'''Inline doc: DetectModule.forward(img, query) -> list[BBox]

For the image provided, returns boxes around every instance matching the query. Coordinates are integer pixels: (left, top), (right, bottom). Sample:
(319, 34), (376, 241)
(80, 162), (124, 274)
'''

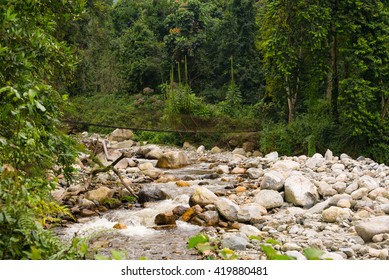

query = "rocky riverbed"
(53, 129), (389, 260)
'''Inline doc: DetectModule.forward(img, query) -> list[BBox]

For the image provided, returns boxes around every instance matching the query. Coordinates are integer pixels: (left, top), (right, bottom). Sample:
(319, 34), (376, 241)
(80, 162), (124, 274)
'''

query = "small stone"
(281, 243), (302, 252)
(113, 223), (127, 230)
(176, 180), (190, 187)
(325, 149), (333, 161)
(235, 186), (247, 193)
(216, 165), (229, 174)
(211, 146), (222, 154)
(246, 168), (263, 179)
(337, 199), (351, 208)
(358, 175), (379, 191)
(85, 187), (113, 203)
(331, 163), (345, 171)
(156, 151), (190, 169)
(197, 145), (206, 153)
(372, 234), (384, 243)
(320, 252), (344, 260)
(286, 251), (306, 260)
(369, 248), (381, 258)
(154, 211), (177, 225)
(340, 248), (355, 258)
(231, 167), (246, 174)
(351, 188), (369, 200)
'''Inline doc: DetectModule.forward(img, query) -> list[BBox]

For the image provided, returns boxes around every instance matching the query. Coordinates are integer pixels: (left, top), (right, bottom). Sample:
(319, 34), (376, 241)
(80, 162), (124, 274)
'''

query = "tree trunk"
(330, 0), (339, 122)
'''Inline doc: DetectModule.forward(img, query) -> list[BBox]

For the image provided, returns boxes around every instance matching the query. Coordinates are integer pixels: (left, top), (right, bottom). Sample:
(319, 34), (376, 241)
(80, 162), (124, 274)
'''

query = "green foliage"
(188, 233), (209, 249)
(260, 245), (295, 260)
(0, 0), (85, 259)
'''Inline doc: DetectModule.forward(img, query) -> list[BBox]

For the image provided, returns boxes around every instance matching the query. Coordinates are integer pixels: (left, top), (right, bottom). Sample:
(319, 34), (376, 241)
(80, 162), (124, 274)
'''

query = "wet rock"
(237, 203), (267, 223)
(85, 187), (113, 203)
(156, 151), (190, 169)
(284, 175), (319, 208)
(355, 216), (389, 242)
(215, 198), (240, 221)
(108, 129), (134, 142)
(189, 187), (219, 207)
(181, 207), (198, 222)
(80, 209), (97, 217)
(197, 211), (219, 226)
(286, 251), (306, 260)
(260, 171), (284, 191)
(113, 223), (127, 229)
(138, 186), (168, 203)
(254, 190), (284, 209)
(172, 205), (189, 217)
(154, 211), (177, 225)
(322, 206), (351, 223)
(221, 235), (248, 250)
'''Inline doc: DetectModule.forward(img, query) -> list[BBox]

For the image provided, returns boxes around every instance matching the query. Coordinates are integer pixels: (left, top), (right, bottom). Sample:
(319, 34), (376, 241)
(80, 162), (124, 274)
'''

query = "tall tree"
(258, 0), (331, 123)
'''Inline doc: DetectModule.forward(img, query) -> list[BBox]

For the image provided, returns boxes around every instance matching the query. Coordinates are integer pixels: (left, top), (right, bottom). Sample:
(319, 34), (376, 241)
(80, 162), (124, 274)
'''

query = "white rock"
(239, 224), (262, 238)
(272, 160), (300, 171)
(358, 175), (379, 191)
(246, 168), (264, 179)
(331, 163), (345, 171)
(286, 251), (306, 260)
(284, 175), (319, 208)
(345, 182), (359, 194)
(322, 206), (351, 223)
(197, 145), (206, 153)
(260, 171), (284, 191)
(189, 187), (219, 207)
(215, 198), (240, 221)
(237, 203), (267, 223)
(351, 188), (369, 200)
(355, 216), (389, 242)
(216, 165), (229, 174)
(318, 181), (337, 197)
(254, 190), (284, 209)
(265, 151), (278, 161)
(325, 149), (333, 161)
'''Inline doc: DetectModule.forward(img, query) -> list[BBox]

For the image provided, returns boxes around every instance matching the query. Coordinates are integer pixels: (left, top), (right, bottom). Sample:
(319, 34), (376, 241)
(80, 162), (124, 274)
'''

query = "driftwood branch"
(88, 140), (138, 199)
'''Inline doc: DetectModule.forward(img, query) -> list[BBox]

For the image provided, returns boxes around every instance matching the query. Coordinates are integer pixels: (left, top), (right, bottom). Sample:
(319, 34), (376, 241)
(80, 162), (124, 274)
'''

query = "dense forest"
(0, 0), (388, 259)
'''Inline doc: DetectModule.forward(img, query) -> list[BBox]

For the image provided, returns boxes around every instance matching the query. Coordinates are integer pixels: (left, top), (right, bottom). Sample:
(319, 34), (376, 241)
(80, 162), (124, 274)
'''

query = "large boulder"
(215, 198), (240, 221)
(254, 190), (284, 209)
(85, 187), (113, 203)
(355, 216), (389, 242)
(138, 186), (168, 203)
(156, 151), (190, 169)
(189, 187), (219, 207)
(154, 211), (177, 225)
(260, 171), (284, 191)
(284, 175), (319, 208)
(108, 129), (134, 142)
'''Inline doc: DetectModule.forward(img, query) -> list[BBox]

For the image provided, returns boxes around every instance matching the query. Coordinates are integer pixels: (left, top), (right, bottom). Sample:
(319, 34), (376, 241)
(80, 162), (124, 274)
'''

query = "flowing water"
(58, 163), (231, 259)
